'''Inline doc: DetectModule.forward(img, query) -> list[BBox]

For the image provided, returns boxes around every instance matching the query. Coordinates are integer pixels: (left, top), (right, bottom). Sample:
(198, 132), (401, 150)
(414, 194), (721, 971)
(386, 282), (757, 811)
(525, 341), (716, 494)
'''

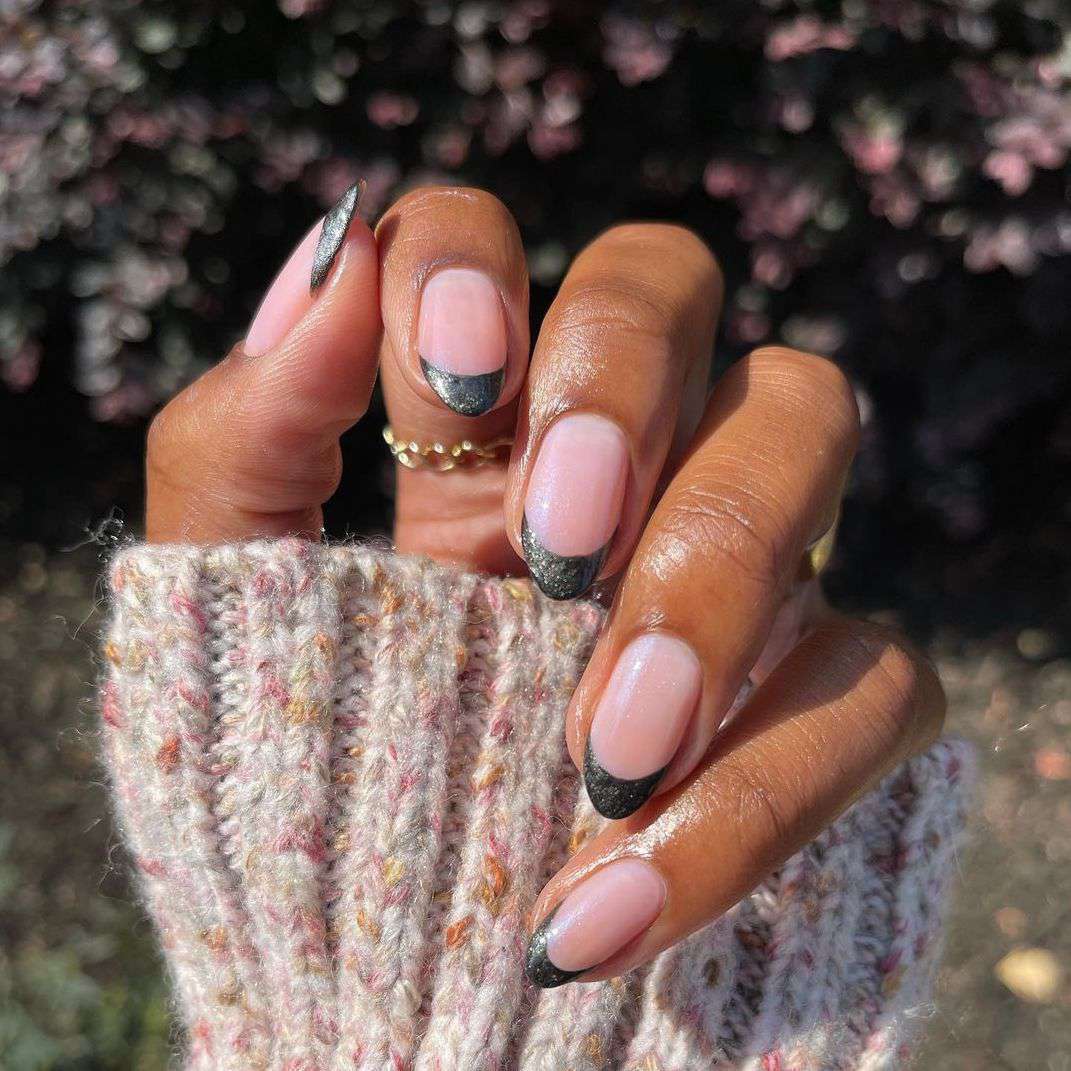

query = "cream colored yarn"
(100, 539), (973, 1070)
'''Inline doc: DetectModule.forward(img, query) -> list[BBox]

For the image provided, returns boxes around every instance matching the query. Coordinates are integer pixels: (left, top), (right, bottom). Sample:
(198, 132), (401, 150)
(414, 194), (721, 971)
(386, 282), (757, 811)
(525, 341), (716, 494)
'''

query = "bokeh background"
(2, 2), (1070, 1067)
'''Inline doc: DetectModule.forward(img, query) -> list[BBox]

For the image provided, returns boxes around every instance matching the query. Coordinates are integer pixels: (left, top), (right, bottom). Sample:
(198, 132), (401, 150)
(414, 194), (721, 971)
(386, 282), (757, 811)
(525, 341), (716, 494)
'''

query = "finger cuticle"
(417, 267), (507, 417)
(584, 632), (703, 819)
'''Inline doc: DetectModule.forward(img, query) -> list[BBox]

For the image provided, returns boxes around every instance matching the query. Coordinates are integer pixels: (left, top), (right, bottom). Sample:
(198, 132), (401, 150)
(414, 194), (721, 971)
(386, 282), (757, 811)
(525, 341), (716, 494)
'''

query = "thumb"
(146, 182), (381, 543)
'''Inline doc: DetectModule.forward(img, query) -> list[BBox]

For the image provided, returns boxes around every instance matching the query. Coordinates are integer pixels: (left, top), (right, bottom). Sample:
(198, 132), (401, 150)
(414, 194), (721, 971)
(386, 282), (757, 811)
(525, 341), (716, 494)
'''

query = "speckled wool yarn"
(100, 539), (973, 1071)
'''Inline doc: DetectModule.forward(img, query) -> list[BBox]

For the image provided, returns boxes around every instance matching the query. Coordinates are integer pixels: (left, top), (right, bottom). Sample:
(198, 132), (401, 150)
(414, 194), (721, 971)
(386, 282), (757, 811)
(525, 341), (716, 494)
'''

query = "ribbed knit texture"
(100, 539), (973, 1071)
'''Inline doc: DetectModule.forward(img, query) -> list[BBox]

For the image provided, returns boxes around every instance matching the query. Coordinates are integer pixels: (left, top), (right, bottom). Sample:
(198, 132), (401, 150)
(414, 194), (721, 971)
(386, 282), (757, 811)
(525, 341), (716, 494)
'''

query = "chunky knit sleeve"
(100, 539), (973, 1071)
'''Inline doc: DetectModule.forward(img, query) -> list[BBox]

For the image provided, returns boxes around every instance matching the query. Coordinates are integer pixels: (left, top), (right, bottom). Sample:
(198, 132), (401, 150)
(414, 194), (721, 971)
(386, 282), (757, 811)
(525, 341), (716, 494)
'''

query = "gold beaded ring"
(382, 425), (514, 472)
(385, 422), (839, 570)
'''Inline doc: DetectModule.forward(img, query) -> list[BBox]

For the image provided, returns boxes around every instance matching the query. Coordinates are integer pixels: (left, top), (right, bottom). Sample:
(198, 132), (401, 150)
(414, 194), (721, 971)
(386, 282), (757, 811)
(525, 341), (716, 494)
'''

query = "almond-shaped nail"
(584, 633), (702, 819)
(418, 268), (507, 416)
(525, 859), (666, 989)
(310, 179), (364, 292)
(521, 413), (628, 600)
(245, 180), (363, 357)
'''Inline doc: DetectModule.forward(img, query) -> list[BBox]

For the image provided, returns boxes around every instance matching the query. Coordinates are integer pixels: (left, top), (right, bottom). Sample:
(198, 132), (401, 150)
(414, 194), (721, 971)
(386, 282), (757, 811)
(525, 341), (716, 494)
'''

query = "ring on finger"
(382, 424), (514, 472)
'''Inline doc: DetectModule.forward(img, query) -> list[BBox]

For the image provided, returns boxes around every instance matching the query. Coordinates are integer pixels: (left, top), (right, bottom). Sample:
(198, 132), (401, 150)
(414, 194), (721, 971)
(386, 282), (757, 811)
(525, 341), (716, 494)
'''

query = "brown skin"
(379, 188), (531, 574)
(146, 186), (946, 978)
(565, 347), (859, 794)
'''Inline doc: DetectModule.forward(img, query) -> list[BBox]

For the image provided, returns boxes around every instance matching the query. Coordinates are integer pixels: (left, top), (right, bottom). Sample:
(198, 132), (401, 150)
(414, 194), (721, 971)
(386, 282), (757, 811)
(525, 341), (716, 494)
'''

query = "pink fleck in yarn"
(100, 539), (974, 1070)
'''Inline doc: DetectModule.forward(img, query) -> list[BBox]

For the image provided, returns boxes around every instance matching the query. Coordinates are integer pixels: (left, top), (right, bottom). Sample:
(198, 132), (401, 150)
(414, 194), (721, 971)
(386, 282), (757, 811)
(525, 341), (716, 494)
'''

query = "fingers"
(146, 183), (379, 542)
(525, 616), (946, 988)
(568, 347), (859, 817)
(377, 186), (530, 573)
(505, 222), (723, 599)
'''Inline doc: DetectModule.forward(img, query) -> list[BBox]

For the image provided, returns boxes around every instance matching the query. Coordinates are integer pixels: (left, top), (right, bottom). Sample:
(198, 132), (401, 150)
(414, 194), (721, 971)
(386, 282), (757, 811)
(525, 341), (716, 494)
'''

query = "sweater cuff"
(101, 539), (974, 1071)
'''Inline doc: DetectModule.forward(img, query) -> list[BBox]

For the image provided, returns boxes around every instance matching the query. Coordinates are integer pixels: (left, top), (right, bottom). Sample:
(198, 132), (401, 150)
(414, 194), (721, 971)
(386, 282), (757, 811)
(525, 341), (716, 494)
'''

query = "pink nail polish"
(521, 413), (629, 600)
(245, 222), (321, 357)
(585, 633), (702, 819)
(245, 181), (363, 357)
(418, 268), (507, 417)
(525, 858), (666, 988)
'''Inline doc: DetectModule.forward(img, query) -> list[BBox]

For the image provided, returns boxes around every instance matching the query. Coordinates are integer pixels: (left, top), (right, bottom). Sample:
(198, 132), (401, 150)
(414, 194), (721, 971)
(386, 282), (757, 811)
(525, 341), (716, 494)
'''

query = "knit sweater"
(100, 539), (973, 1071)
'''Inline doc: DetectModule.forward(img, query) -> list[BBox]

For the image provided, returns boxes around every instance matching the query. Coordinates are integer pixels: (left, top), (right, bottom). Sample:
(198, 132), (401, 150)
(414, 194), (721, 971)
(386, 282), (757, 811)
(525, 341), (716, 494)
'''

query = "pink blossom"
(603, 16), (675, 86)
(765, 16), (855, 62)
(983, 150), (1033, 197)
(840, 125), (903, 175)
(527, 120), (580, 160)
(868, 174), (920, 228)
(366, 92), (419, 129)
(1, 341), (40, 391)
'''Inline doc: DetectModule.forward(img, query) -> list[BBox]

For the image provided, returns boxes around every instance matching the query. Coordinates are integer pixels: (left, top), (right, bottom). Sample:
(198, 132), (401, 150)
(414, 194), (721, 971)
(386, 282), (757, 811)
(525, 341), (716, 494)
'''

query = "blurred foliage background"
(1, 1), (1070, 1067)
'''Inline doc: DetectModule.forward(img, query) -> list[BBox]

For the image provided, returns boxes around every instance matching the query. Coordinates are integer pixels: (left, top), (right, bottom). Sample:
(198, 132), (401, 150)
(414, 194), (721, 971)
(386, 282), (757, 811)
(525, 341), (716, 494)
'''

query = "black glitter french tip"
(310, 179), (364, 293)
(520, 516), (608, 602)
(583, 740), (666, 820)
(524, 906), (585, 989)
(419, 358), (504, 417)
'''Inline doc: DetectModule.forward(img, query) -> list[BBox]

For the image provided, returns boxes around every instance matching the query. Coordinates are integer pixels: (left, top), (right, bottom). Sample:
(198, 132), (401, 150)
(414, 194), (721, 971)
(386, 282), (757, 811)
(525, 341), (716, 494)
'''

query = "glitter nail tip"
(583, 740), (666, 820)
(524, 908), (585, 989)
(520, 516), (608, 601)
(420, 358), (505, 417)
(310, 180), (364, 293)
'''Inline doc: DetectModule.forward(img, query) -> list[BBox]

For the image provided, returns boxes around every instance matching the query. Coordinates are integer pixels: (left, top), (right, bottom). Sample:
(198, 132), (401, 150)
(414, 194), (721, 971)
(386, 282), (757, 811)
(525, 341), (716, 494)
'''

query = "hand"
(145, 184), (945, 986)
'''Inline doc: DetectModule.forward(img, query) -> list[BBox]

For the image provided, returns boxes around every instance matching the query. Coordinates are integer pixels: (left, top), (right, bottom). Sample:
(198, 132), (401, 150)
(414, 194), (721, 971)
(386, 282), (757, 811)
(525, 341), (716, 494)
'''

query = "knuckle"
(552, 279), (677, 346)
(747, 346), (861, 452)
(147, 380), (342, 514)
(588, 222), (723, 308)
(383, 184), (516, 234)
(714, 758), (791, 849)
(818, 619), (945, 754)
(599, 222), (720, 269)
(656, 482), (785, 593)
(145, 392), (200, 486)
(145, 403), (174, 466)
(856, 623), (919, 712)
(229, 435), (342, 510)
(301, 444), (344, 504)
(550, 225), (722, 370)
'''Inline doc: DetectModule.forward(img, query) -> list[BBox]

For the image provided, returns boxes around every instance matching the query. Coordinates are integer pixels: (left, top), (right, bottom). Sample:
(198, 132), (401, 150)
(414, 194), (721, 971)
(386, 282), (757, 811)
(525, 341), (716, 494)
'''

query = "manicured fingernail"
(418, 268), (507, 416)
(245, 180), (363, 357)
(245, 224), (319, 357)
(521, 413), (628, 600)
(310, 180), (364, 292)
(585, 633), (702, 819)
(525, 859), (666, 989)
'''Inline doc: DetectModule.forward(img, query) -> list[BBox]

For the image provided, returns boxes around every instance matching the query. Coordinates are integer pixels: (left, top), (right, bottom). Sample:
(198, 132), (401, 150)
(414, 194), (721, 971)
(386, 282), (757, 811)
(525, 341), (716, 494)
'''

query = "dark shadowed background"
(1, 2), (1069, 1067)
